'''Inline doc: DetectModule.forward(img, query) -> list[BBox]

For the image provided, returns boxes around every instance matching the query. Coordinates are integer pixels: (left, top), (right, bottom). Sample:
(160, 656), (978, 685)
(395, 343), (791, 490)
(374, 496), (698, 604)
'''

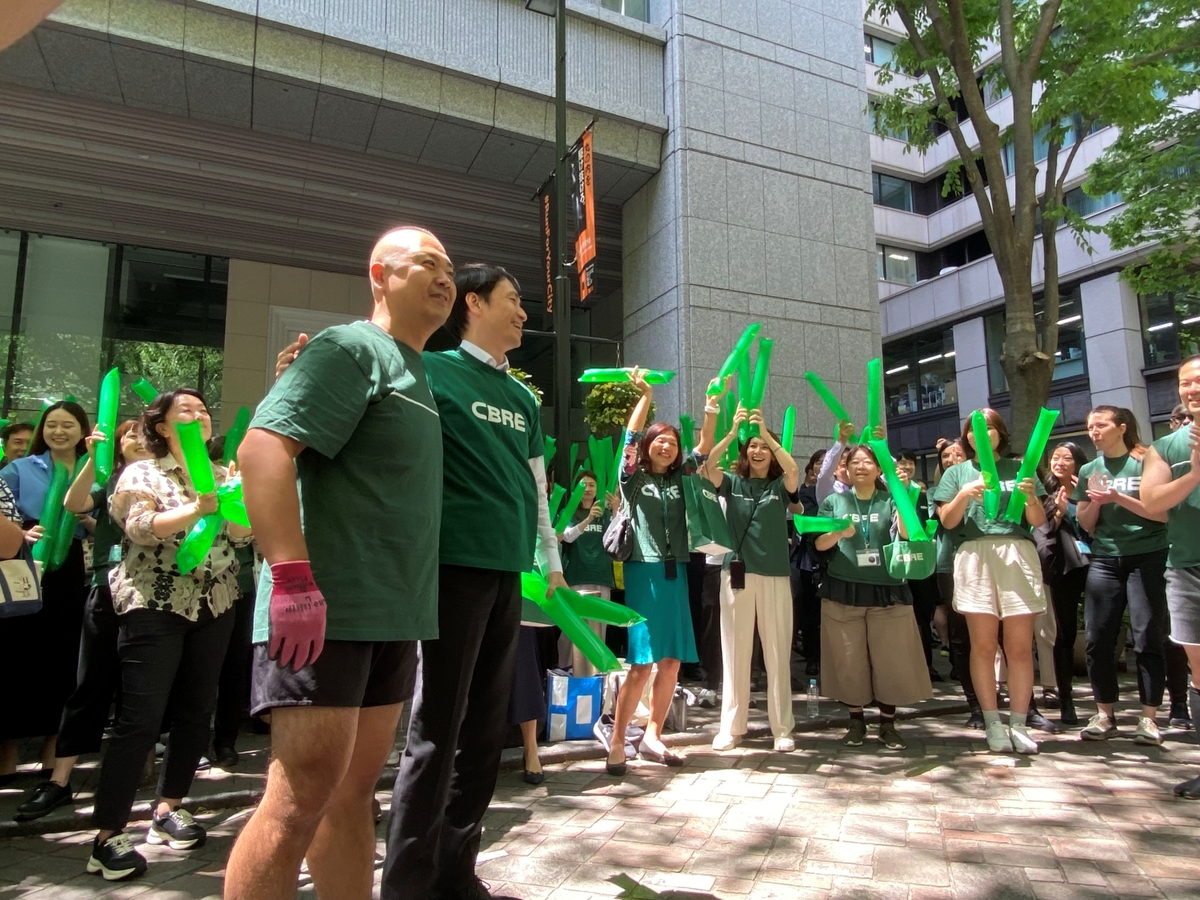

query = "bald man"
(225, 227), (455, 900)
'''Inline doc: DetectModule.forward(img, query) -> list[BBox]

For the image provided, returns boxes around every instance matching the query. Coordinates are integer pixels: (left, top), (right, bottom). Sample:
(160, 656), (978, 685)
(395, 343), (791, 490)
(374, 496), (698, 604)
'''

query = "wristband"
(704, 405), (719, 414)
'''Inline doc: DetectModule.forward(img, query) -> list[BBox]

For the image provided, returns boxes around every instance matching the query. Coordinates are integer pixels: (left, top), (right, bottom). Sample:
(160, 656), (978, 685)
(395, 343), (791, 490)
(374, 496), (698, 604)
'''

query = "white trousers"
(717, 571), (795, 739)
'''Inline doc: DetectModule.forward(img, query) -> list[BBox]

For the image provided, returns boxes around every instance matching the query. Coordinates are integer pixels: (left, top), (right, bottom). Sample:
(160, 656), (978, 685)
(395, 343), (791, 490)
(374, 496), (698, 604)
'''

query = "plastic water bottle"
(807, 678), (819, 718)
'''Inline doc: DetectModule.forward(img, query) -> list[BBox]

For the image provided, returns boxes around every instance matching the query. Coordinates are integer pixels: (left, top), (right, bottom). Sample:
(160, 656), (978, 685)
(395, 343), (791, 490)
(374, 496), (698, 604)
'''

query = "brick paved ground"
(1, 703), (1198, 900)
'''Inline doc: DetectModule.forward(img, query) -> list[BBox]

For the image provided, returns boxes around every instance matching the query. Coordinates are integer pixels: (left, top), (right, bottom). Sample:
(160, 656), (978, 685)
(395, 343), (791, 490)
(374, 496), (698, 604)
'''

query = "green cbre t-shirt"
(720, 474), (792, 578)
(425, 348), (544, 573)
(1150, 428), (1200, 569)
(562, 506), (614, 588)
(250, 320), (443, 643)
(930, 458), (1045, 543)
(1071, 454), (1167, 558)
(817, 489), (901, 586)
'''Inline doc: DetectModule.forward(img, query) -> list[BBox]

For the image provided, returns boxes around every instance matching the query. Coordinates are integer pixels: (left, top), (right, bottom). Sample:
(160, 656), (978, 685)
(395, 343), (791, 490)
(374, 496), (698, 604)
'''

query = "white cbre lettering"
(471, 400), (527, 432)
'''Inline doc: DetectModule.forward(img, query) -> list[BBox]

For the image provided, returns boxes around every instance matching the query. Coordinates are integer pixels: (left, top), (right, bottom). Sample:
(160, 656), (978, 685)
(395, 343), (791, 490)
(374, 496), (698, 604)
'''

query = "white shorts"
(952, 537), (1046, 619)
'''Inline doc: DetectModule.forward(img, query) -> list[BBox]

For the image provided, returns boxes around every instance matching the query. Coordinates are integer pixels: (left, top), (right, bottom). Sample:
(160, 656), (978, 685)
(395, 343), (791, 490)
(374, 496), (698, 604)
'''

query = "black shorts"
(250, 639), (418, 716)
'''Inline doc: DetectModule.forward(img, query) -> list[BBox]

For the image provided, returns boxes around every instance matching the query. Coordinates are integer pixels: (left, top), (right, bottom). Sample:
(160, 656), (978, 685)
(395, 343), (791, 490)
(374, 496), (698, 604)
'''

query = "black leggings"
(1047, 567), (1088, 700)
(56, 584), (121, 758)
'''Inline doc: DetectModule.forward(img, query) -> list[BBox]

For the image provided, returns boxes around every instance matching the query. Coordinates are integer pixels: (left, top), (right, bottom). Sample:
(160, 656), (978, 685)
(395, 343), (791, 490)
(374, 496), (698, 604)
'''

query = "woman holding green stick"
(814, 444), (931, 749)
(932, 408), (1047, 755)
(556, 470), (620, 668)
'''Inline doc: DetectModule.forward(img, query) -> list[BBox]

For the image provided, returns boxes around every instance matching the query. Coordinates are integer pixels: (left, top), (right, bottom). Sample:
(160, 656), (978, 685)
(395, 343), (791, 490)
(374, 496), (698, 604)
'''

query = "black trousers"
(1085, 550), (1169, 707)
(1047, 567), (1088, 700)
(56, 584), (121, 758)
(939, 573), (978, 709)
(790, 567), (820, 662)
(91, 607), (234, 831)
(214, 590), (256, 748)
(699, 564), (723, 690)
(909, 574), (941, 667)
(382, 565), (521, 900)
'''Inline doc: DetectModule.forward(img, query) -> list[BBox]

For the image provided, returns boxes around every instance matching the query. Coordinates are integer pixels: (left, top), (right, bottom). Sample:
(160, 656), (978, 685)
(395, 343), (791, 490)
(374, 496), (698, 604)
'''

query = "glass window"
(1140, 291), (1200, 368)
(867, 102), (909, 141)
(1065, 186), (1122, 217)
(600, 0), (648, 21)
(877, 244), (917, 285)
(0, 231), (19, 384)
(982, 74), (1010, 106)
(883, 329), (957, 417)
(865, 34), (897, 67)
(873, 173), (914, 212)
(984, 290), (1087, 393)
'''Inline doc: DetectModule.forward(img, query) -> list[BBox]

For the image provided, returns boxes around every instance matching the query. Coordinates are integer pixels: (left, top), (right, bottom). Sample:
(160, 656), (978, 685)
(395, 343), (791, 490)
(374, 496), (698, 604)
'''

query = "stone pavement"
(1, 702), (1199, 900)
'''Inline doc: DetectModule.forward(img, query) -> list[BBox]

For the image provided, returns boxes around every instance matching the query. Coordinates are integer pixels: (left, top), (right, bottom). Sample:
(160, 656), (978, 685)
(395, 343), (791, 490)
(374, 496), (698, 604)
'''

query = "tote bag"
(0, 542), (43, 619)
(682, 475), (733, 556)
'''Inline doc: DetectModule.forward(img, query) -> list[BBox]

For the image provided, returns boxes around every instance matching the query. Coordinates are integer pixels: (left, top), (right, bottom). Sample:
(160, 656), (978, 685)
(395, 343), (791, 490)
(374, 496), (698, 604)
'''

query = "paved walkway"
(1, 700), (1198, 900)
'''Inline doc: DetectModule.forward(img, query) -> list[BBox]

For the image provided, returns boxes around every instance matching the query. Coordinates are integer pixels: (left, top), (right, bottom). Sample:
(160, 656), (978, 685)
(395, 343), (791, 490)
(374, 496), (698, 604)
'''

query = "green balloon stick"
(553, 479), (588, 533)
(130, 378), (158, 404)
(608, 432), (626, 498)
(564, 590), (646, 628)
(680, 414), (695, 454)
(781, 405), (796, 454)
(174, 420), (224, 574)
(970, 411), (1003, 520)
(867, 439), (932, 542)
(568, 442), (578, 481)
(1002, 407), (1059, 523)
(520, 571), (622, 672)
(709, 323), (762, 395)
(742, 338), (774, 440)
(866, 357), (883, 433)
(588, 436), (607, 501)
(543, 435), (557, 471)
(49, 461), (85, 570)
(804, 372), (852, 425)
(222, 406), (252, 466)
(94, 368), (121, 483)
(31, 461), (70, 565)
(547, 482), (566, 525)
(579, 368), (676, 384)
(793, 515), (852, 534)
(177, 515), (222, 575)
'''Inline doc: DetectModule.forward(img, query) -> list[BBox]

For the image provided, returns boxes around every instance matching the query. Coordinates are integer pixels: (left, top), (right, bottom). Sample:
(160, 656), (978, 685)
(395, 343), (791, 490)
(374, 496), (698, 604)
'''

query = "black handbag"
(0, 541), (43, 618)
(602, 509), (634, 561)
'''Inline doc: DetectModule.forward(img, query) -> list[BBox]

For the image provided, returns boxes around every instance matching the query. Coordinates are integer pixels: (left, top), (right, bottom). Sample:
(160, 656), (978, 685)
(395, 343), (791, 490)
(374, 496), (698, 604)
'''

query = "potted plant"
(582, 382), (654, 436)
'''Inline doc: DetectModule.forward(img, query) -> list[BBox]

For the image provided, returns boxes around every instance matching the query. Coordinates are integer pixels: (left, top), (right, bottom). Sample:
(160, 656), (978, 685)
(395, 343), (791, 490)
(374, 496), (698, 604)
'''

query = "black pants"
(56, 584), (121, 758)
(790, 567), (820, 662)
(1166, 641), (1190, 710)
(1047, 567), (1088, 700)
(1085, 550), (1169, 707)
(699, 564), (723, 690)
(214, 590), (256, 749)
(91, 607), (234, 831)
(939, 573), (978, 709)
(910, 574), (940, 667)
(382, 566), (521, 900)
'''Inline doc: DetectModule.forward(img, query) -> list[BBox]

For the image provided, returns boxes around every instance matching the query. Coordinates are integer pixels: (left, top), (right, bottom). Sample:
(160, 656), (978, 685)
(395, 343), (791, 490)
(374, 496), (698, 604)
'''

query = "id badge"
(856, 549), (882, 568)
(1075, 540), (1091, 556)
(729, 559), (746, 591)
(663, 558), (678, 580)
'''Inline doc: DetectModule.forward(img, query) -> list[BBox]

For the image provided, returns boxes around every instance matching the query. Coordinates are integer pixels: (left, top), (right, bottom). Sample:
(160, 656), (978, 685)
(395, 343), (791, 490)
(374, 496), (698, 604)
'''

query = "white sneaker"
(1134, 717), (1162, 746)
(773, 736), (795, 753)
(1080, 712), (1118, 740)
(711, 733), (741, 752)
(986, 720), (1013, 752)
(695, 688), (717, 709)
(1009, 723), (1039, 755)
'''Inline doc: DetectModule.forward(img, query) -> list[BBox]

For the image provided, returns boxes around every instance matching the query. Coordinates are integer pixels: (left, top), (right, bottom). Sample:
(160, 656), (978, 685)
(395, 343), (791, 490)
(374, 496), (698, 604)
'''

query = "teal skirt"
(623, 560), (698, 665)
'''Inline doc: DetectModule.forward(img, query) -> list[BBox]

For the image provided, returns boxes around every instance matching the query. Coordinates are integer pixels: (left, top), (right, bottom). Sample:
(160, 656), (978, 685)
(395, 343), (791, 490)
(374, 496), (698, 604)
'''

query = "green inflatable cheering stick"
(579, 368), (676, 384)
(740, 338), (774, 441)
(780, 405), (796, 454)
(709, 323), (762, 396)
(520, 571), (645, 673)
(868, 439), (931, 542)
(1002, 407), (1060, 524)
(31, 461), (71, 569)
(93, 368), (121, 484)
(130, 378), (158, 404)
(174, 421), (251, 574)
(970, 411), (1003, 520)
(793, 515), (852, 534)
(222, 406), (252, 466)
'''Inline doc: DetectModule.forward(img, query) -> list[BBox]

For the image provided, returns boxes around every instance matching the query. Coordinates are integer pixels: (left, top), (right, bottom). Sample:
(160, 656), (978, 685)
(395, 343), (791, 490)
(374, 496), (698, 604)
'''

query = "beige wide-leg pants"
(717, 571), (795, 739)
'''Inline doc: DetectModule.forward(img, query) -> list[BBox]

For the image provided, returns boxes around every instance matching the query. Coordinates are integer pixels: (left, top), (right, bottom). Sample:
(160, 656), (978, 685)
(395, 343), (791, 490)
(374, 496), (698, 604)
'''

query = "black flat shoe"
(1174, 774), (1200, 799)
(638, 745), (684, 767)
(1026, 711), (1063, 734)
(605, 759), (627, 776)
(15, 780), (72, 821)
(965, 710), (985, 730)
(523, 768), (545, 785)
(1060, 699), (1079, 726)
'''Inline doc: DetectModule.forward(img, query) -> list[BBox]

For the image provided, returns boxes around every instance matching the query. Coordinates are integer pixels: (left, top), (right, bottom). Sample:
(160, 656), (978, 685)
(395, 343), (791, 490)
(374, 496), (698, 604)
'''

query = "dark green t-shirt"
(1150, 428), (1200, 568)
(250, 321), (443, 643)
(1071, 453), (1167, 557)
(931, 458), (1045, 543)
(720, 474), (792, 577)
(622, 469), (691, 563)
(424, 348), (544, 573)
(817, 489), (901, 586)
(562, 506), (614, 587)
(90, 481), (123, 588)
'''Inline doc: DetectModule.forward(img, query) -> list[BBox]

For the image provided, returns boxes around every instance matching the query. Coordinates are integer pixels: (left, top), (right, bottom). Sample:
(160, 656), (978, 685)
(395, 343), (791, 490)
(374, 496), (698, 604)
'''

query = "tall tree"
(869, 0), (1189, 445)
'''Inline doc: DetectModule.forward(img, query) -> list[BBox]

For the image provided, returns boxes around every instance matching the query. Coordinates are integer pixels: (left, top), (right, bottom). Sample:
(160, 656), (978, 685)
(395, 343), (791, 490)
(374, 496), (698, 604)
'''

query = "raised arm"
(753, 410), (800, 493)
(701, 407), (747, 489)
(64, 430), (103, 514)
(626, 368), (654, 434)
(696, 375), (730, 459)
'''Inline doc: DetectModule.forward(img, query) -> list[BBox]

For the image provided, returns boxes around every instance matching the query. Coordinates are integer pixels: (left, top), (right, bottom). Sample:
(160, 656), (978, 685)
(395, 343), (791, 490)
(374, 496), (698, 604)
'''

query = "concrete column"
(621, 0), (878, 453)
(952, 317), (989, 426)
(1081, 273), (1150, 433)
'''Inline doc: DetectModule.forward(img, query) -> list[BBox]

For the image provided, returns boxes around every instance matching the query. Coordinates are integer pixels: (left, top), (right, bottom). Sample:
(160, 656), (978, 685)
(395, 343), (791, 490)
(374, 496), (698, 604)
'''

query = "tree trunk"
(999, 279), (1055, 451)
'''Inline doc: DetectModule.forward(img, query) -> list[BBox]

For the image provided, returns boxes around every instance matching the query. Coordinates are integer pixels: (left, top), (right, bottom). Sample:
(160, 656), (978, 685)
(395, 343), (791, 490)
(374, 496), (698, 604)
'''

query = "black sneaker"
(86, 831), (147, 881)
(147, 807), (206, 850)
(1173, 773), (1200, 800)
(965, 709), (985, 730)
(842, 719), (866, 747)
(455, 876), (521, 900)
(1169, 704), (1193, 729)
(879, 721), (906, 750)
(15, 780), (73, 822)
(212, 744), (239, 768)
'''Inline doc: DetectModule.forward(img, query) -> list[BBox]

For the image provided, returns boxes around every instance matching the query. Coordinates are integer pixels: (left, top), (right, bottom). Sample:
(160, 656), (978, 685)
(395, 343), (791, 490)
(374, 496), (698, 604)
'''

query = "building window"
(981, 73), (1010, 106)
(872, 173), (914, 212)
(877, 244), (918, 285)
(1065, 186), (1122, 217)
(600, 0), (649, 21)
(0, 230), (227, 423)
(867, 102), (909, 141)
(883, 329), (957, 417)
(1002, 115), (1105, 176)
(1140, 291), (1200, 368)
(865, 34), (898, 66)
(984, 290), (1086, 393)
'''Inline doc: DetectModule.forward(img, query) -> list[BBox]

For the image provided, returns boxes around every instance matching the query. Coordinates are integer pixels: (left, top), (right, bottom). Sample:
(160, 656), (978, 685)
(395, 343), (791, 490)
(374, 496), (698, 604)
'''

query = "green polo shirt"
(424, 348), (544, 573)
(250, 320), (442, 643)
(1150, 428), (1200, 569)
(818, 489), (900, 586)
(1071, 453), (1168, 558)
(931, 458), (1045, 543)
(720, 474), (792, 577)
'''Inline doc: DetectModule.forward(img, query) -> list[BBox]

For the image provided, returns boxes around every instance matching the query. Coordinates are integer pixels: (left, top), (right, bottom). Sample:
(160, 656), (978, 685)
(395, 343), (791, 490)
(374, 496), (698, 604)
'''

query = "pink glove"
(268, 560), (326, 672)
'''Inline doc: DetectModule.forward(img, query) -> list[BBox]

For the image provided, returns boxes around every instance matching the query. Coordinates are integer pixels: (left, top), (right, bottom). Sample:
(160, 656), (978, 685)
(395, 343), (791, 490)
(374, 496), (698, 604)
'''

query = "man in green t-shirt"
(225, 227), (455, 900)
(383, 264), (566, 900)
(1142, 355), (1200, 799)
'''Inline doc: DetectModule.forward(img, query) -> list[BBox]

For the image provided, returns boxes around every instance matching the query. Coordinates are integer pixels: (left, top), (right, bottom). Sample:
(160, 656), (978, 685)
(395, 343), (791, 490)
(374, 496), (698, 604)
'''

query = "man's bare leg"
(306, 703), (403, 900)
(224, 706), (359, 900)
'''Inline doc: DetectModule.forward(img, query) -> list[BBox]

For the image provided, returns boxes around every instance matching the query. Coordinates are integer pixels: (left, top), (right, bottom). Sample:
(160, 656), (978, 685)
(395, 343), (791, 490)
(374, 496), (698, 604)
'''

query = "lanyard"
(852, 491), (875, 549)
